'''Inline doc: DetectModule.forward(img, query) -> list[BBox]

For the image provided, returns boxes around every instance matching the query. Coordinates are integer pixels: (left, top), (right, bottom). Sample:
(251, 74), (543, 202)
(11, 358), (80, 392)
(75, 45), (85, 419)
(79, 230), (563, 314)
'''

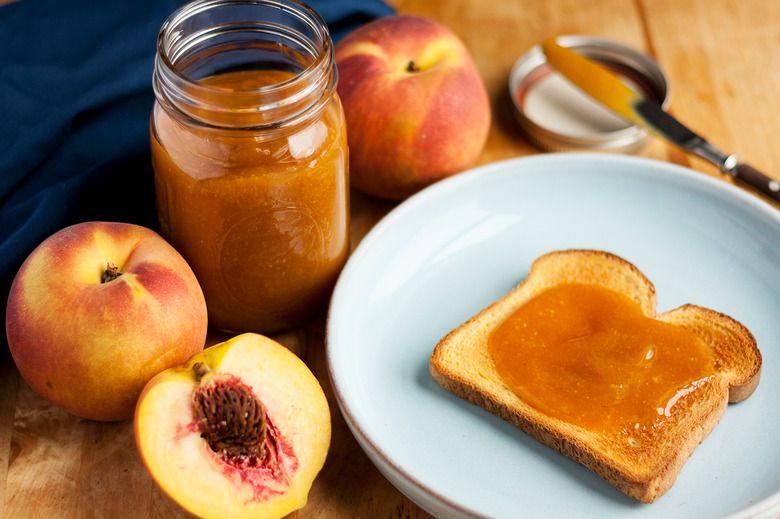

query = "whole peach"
(5, 221), (208, 421)
(335, 15), (491, 200)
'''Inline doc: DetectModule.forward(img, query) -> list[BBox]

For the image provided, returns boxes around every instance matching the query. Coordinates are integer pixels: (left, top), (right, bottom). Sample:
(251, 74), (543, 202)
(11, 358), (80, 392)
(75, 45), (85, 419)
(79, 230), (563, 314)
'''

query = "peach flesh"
(186, 388), (299, 502)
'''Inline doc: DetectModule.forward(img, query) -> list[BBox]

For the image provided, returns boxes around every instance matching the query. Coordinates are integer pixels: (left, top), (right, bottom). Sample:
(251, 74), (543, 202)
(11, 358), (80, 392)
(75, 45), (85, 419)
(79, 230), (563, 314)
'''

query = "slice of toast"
(429, 249), (761, 503)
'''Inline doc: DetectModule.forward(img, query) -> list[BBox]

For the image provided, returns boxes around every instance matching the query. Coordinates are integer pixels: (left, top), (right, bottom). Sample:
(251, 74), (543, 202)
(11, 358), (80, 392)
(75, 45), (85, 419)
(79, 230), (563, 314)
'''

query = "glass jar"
(151, 0), (349, 333)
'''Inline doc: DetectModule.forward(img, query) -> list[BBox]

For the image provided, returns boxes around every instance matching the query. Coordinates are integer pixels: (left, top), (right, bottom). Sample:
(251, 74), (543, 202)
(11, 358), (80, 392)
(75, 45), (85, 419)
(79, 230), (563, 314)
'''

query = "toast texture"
(429, 249), (761, 503)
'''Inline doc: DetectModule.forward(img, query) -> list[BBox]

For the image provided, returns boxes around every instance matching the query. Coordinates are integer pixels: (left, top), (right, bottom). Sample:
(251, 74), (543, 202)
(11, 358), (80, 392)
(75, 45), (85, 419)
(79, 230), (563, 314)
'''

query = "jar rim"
(154, 0), (336, 130)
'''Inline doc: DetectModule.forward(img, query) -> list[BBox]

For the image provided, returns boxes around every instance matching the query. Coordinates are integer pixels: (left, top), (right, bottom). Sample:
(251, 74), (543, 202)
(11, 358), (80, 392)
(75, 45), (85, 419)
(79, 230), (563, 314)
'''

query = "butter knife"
(542, 38), (780, 202)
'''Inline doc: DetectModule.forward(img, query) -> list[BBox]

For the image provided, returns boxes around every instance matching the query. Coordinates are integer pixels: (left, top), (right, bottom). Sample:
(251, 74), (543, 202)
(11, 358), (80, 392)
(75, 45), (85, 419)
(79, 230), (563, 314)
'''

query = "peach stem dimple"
(101, 262), (123, 283)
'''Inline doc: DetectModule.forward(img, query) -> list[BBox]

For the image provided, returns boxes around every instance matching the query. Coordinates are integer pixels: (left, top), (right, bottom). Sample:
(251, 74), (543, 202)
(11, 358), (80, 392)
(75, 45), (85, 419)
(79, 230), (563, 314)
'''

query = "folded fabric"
(0, 0), (394, 351)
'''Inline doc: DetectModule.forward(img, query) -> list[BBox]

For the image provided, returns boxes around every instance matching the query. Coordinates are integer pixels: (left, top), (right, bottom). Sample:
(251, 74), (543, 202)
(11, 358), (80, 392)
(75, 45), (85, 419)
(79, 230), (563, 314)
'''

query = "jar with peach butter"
(151, 0), (348, 333)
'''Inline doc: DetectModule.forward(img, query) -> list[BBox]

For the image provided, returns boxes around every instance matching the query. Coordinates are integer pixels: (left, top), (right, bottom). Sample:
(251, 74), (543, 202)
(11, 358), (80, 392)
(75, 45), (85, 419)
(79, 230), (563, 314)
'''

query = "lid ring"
(509, 35), (670, 153)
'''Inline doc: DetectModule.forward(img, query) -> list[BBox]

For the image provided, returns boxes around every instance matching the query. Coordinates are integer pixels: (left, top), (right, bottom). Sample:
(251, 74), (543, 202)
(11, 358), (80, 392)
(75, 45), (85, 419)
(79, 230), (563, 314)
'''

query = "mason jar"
(151, 0), (349, 333)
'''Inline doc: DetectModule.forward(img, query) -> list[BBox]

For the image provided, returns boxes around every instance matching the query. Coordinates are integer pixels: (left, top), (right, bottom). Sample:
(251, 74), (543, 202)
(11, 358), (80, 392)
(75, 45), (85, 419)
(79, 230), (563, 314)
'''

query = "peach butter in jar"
(151, 0), (349, 333)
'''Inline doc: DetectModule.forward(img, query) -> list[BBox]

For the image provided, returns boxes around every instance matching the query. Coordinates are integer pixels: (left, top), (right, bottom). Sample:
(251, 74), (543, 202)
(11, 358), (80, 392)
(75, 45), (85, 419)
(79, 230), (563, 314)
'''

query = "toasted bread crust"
(430, 249), (761, 503)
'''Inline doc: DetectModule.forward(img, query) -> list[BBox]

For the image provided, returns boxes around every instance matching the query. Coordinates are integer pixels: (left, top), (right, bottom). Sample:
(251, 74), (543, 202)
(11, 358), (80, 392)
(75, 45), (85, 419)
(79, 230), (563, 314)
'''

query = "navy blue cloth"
(0, 0), (393, 351)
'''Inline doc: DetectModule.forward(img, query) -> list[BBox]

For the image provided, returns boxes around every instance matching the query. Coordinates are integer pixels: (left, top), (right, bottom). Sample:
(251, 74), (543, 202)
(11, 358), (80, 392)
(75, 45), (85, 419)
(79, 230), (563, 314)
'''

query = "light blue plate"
(326, 153), (780, 519)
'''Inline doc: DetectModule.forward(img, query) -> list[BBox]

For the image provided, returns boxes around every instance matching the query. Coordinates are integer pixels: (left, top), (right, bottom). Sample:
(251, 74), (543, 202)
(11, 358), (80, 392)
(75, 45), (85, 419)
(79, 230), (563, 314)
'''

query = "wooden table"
(1, 0), (778, 517)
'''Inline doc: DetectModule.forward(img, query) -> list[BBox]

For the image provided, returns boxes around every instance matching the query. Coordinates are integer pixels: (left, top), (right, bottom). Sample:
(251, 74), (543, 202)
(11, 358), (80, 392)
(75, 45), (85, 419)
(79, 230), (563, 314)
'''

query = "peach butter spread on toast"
(429, 249), (762, 503)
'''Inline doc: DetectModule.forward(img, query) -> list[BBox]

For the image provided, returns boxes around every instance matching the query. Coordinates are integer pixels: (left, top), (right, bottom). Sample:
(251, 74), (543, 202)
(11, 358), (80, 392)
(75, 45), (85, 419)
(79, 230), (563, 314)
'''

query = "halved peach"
(134, 333), (330, 518)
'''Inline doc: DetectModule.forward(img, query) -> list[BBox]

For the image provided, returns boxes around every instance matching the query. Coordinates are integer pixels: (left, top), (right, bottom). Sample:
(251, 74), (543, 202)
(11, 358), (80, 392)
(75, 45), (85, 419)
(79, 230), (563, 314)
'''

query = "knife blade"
(541, 38), (780, 202)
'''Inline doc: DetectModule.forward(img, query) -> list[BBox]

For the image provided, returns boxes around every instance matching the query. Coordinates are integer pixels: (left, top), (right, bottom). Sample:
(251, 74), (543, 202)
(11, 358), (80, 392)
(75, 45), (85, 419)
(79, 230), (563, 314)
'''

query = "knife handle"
(734, 164), (780, 202)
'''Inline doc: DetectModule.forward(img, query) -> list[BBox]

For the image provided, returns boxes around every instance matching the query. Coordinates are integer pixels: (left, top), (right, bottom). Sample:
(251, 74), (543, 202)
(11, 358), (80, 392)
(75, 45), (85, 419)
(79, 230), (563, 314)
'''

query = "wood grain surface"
(1, 0), (778, 517)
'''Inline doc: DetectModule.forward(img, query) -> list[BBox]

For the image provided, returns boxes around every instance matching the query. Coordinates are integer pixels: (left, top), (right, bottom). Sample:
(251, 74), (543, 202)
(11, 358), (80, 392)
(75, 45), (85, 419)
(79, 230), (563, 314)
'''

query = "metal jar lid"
(509, 35), (670, 153)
